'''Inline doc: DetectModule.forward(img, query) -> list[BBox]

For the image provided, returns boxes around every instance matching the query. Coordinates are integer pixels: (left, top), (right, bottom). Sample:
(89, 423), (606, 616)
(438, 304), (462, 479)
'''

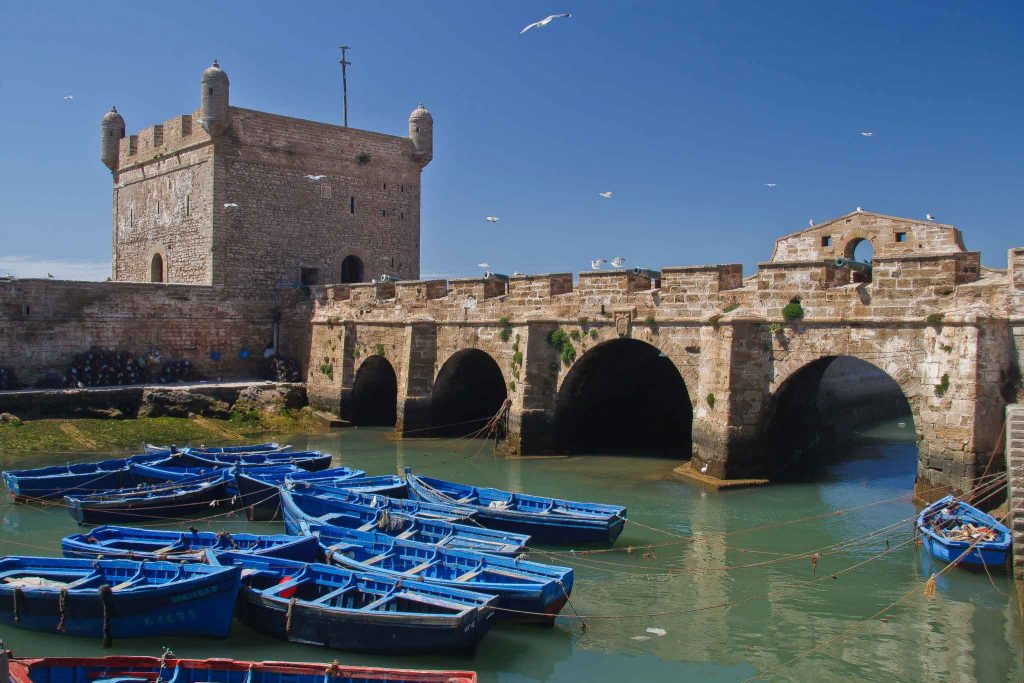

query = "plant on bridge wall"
(934, 373), (950, 397)
(569, 329), (582, 342)
(547, 329), (577, 365)
(508, 380), (516, 393)
(723, 303), (740, 314)
(706, 392), (715, 409)
(356, 152), (371, 165)
(589, 329), (599, 340)
(768, 322), (784, 335)
(925, 313), (944, 325)
(782, 297), (804, 322)
(374, 343), (386, 357)
(319, 356), (334, 380)
(707, 314), (722, 329)
(498, 317), (512, 342)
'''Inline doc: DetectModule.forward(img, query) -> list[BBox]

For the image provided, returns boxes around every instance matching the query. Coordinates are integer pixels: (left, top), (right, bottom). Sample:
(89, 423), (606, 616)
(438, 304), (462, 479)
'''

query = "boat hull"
(920, 533), (1010, 567)
(61, 527), (319, 563)
(916, 494), (1012, 568)
(65, 479), (231, 526)
(235, 587), (494, 655)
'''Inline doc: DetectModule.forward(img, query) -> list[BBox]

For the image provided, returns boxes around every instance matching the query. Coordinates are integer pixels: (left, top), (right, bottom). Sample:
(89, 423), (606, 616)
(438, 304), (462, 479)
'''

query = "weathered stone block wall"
(0, 279), (307, 387)
(1006, 405), (1024, 580)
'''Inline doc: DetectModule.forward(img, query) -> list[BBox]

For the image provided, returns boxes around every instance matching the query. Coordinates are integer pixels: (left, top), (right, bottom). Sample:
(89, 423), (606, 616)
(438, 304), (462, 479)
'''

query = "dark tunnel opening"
(553, 339), (692, 456)
(431, 349), (508, 437)
(763, 355), (915, 479)
(350, 355), (398, 426)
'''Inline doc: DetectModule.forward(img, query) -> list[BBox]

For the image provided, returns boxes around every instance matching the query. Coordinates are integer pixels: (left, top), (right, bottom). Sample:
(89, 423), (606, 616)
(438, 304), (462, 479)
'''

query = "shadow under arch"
(553, 338), (692, 456)
(350, 355), (398, 426)
(432, 349), (507, 437)
(763, 355), (915, 478)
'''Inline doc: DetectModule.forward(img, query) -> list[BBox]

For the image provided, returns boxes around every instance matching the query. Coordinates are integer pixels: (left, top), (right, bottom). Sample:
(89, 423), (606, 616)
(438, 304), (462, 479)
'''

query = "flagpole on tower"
(339, 45), (351, 127)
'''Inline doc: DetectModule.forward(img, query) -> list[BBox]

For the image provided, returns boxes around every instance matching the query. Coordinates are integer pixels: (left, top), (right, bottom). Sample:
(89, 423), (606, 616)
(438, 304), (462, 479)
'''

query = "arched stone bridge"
(306, 211), (1024, 495)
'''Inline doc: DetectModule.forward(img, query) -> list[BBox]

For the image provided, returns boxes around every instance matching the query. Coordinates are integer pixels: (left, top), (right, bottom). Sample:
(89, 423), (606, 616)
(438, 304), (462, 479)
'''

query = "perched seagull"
(485, 216), (500, 223)
(926, 213), (936, 221)
(598, 191), (614, 198)
(476, 262), (491, 269)
(512, 271), (524, 276)
(520, 12), (572, 34)
(591, 259), (607, 270)
(47, 272), (54, 279)
(63, 95), (73, 101)
(855, 206), (863, 212)
(764, 183), (777, 188)
(700, 464), (708, 474)
(860, 131), (874, 137)
(610, 257), (625, 269)
(304, 174), (326, 181)
(224, 203), (239, 208)
(808, 219), (815, 226)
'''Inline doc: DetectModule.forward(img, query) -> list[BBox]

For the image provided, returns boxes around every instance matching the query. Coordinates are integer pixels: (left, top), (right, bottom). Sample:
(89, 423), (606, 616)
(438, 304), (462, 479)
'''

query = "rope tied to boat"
(56, 586), (68, 632)
(326, 660), (342, 678)
(556, 579), (586, 633)
(11, 587), (22, 623)
(99, 584), (113, 648)
(285, 597), (297, 634)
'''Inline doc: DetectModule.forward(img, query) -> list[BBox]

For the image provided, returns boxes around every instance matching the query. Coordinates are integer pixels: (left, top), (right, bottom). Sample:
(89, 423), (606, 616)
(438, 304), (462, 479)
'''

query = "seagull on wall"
(860, 131), (874, 137)
(856, 206), (863, 212)
(520, 13), (572, 34)
(485, 216), (500, 223)
(591, 259), (607, 270)
(598, 191), (614, 198)
(700, 463), (708, 474)
(808, 219), (815, 226)
(764, 183), (777, 188)
(926, 214), (936, 221)
(610, 257), (625, 269)
(224, 203), (239, 209)
(47, 273), (54, 278)
(305, 174), (326, 181)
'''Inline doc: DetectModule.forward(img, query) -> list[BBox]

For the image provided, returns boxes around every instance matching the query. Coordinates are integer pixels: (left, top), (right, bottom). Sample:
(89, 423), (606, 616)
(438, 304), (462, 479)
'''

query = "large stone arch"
(350, 354), (398, 426)
(552, 337), (693, 456)
(431, 348), (508, 437)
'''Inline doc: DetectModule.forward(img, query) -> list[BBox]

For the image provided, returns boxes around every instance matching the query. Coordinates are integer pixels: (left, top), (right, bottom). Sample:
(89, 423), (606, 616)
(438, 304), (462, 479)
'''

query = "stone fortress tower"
(101, 61), (432, 297)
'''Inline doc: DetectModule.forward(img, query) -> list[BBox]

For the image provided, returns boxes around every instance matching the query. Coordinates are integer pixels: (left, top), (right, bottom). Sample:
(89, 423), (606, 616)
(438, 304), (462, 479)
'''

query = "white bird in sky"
(224, 203), (239, 209)
(476, 262), (491, 269)
(860, 131), (874, 137)
(764, 183), (777, 188)
(591, 259), (607, 270)
(598, 191), (614, 198)
(305, 174), (326, 181)
(520, 13), (572, 34)
(610, 257), (625, 269)
(926, 214), (936, 221)
(63, 95), (73, 101)
(485, 216), (500, 223)
(47, 273), (54, 278)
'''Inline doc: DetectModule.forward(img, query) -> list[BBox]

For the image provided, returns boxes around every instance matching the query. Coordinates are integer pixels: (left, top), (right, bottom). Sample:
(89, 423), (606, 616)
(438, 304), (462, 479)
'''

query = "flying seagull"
(63, 95), (73, 101)
(860, 131), (874, 137)
(224, 203), (239, 208)
(926, 214), (936, 221)
(485, 216), (500, 223)
(764, 183), (777, 188)
(610, 257), (625, 269)
(476, 262), (491, 269)
(521, 13), (572, 34)
(591, 259), (607, 270)
(598, 191), (614, 198)
(305, 174), (326, 181)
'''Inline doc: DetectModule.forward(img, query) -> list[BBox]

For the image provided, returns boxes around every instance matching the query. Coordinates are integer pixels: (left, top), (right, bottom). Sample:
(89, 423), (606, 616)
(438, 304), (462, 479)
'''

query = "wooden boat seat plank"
(453, 569), (481, 583)
(404, 559), (438, 575)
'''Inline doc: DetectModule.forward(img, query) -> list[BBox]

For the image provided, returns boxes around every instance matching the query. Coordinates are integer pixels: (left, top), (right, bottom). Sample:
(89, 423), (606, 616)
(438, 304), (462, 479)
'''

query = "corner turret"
(100, 106), (125, 172)
(200, 59), (230, 136)
(409, 103), (432, 167)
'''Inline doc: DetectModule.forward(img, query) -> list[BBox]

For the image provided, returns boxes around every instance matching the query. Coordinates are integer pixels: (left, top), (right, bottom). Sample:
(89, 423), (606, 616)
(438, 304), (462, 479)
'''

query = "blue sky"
(1, 1), (1022, 280)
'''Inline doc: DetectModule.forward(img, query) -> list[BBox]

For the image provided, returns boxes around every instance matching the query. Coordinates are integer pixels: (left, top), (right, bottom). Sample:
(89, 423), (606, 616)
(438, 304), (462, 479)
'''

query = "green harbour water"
(0, 419), (1020, 682)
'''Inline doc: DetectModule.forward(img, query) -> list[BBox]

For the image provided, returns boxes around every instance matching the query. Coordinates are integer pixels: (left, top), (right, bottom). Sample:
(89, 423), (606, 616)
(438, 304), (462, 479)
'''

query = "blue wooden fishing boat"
(143, 442), (290, 455)
(7, 655), (479, 683)
(235, 465), (365, 521)
(128, 462), (242, 497)
(286, 471), (408, 498)
(168, 449), (332, 471)
(916, 495), (1012, 568)
(207, 551), (496, 654)
(64, 471), (234, 525)
(61, 525), (319, 562)
(282, 489), (528, 556)
(0, 556), (241, 640)
(2, 454), (169, 501)
(314, 524), (572, 621)
(405, 468), (627, 544)
(296, 485), (475, 521)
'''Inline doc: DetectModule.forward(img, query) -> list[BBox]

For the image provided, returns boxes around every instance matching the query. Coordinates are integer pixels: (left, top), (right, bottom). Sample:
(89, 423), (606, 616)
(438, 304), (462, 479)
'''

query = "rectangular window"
(350, 197), (355, 214)
(821, 235), (832, 247)
(185, 195), (190, 217)
(381, 209), (386, 218)
(129, 208), (134, 228)
(383, 182), (387, 190)
(321, 184), (332, 199)
(155, 201), (160, 216)
(895, 232), (907, 243)
(400, 212), (404, 220)
(401, 184), (404, 193)
(300, 267), (320, 287)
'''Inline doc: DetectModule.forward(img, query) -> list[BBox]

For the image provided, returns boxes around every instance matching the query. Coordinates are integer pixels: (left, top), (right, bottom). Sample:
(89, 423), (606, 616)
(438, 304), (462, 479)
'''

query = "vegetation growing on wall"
(498, 317), (512, 342)
(782, 298), (804, 321)
(723, 303), (740, 313)
(320, 356), (334, 380)
(706, 392), (716, 409)
(374, 343), (386, 357)
(548, 329), (577, 365)
(926, 313), (944, 325)
(935, 373), (950, 397)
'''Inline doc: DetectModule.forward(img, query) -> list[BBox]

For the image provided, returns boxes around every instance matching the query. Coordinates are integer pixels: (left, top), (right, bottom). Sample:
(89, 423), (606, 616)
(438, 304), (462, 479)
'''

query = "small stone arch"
(431, 348), (507, 437)
(350, 355), (398, 426)
(553, 337), (693, 456)
(340, 255), (365, 284)
(148, 248), (167, 283)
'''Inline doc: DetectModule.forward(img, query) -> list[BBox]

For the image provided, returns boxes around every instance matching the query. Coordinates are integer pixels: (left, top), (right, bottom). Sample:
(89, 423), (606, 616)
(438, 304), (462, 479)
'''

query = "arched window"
(150, 253), (165, 283)
(340, 255), (364, 283)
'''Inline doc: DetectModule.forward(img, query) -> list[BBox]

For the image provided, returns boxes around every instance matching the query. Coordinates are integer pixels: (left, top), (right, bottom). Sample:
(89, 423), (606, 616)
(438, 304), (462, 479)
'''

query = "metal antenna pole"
(339, 46), (351, 127)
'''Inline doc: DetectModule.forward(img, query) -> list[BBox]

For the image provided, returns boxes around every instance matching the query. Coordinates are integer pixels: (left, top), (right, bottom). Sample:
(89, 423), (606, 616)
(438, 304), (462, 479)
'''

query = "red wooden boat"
(5, 654), (476, 683)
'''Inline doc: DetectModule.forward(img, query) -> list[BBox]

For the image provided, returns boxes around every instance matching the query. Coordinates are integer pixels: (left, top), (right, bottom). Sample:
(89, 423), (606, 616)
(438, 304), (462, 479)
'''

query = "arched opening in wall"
(553, 339), (692, 457)
(150, 254), (164, 283)
(351, 356), (398, 426)
(340, 255), (364, 284)
(763, 356), (915, 481)
(431, 349), (507, 437)
(845, 238), (875, 283)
